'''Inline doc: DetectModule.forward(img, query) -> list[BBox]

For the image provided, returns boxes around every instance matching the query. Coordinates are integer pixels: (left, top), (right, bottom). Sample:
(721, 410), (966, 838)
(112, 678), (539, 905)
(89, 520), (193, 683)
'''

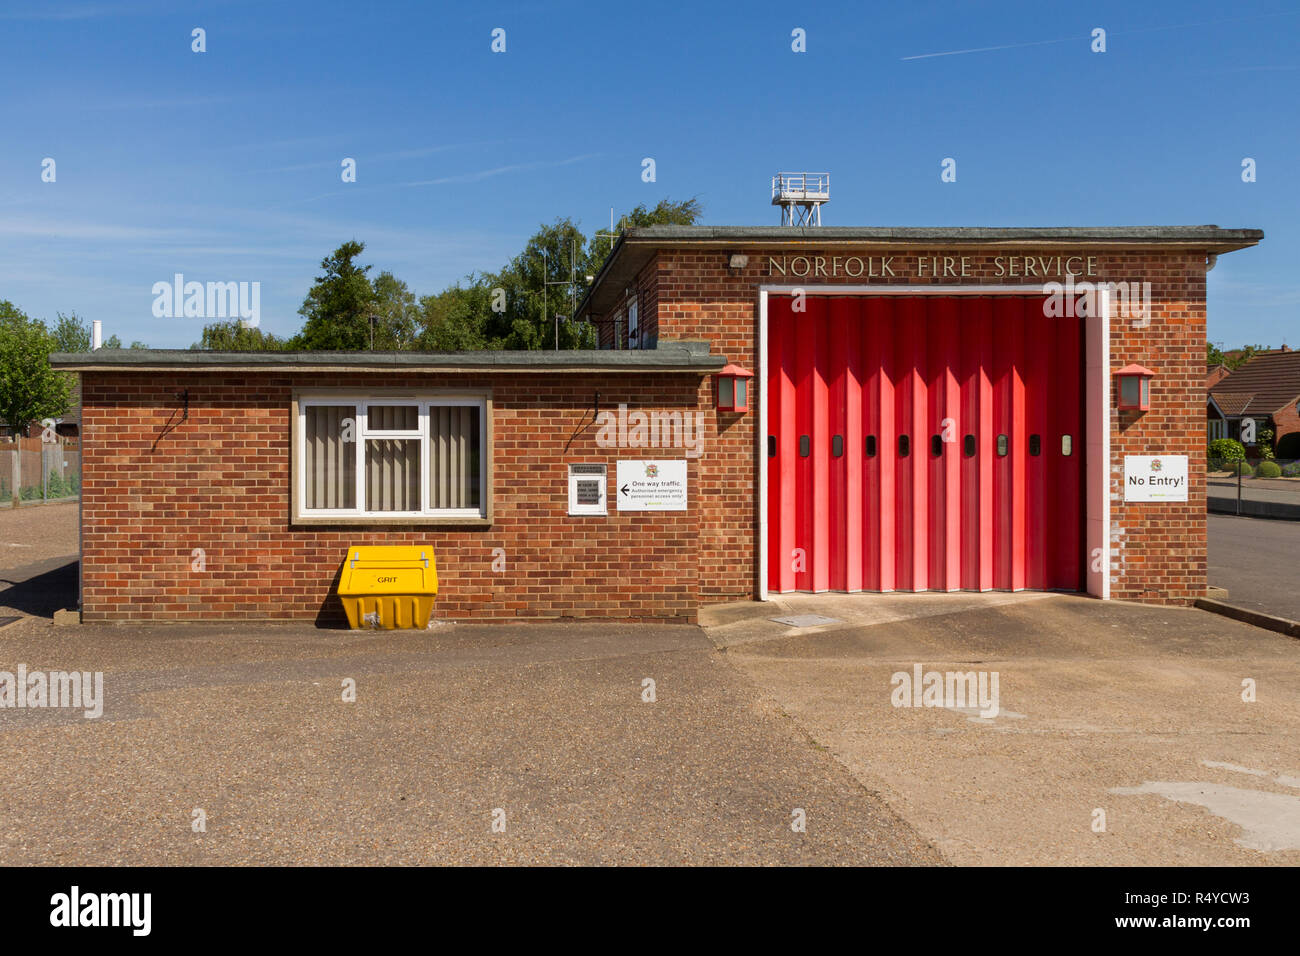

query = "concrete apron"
(703, 591), (1300, 866)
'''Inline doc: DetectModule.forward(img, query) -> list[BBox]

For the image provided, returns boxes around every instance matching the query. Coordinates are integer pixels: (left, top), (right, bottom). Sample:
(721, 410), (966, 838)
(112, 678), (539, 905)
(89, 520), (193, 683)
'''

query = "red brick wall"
(648, 246), (1212, 606)
(1106, 253), (1207, 604)
(635, 257), (659, 349)
(1270, 402), (1300, 457)
(80, 372), (703, 623)
(80, 245), (1221, 620)
(598, 258), (660, 351)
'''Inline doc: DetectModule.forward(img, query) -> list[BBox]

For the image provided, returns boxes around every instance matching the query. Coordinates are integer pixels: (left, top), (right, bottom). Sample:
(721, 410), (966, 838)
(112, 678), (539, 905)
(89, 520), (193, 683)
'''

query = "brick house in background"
(1207, 346), (1300, 458)
(1206, 364), (1231, 390)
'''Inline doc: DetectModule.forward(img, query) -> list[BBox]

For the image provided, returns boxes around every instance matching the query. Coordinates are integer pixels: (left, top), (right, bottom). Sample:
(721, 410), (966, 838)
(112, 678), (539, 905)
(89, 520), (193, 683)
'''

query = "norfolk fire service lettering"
(767, 254), (1100, 279)
(616, 460), (687, 511)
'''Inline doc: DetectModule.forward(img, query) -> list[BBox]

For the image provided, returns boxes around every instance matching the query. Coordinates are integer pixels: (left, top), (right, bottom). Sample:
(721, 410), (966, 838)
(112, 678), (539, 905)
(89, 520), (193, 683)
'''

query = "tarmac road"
(1208, 513), (1300, 621)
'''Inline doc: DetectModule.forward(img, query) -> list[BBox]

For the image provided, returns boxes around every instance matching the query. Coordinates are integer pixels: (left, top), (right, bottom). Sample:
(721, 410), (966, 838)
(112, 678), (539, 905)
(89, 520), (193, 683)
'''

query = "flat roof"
(578, 224), (1265, 319)
(51, 341), (725, 373)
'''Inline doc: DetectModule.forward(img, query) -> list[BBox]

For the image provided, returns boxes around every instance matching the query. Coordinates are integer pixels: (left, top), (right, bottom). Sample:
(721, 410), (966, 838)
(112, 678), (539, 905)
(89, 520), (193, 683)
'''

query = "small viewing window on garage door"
(295, 392), (490, 523)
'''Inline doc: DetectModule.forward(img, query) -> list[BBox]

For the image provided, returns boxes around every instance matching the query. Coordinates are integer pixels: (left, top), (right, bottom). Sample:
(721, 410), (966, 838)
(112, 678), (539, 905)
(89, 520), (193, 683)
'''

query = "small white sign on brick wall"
(1124, 455), (1188, 502)
(615, 460), (687, 511)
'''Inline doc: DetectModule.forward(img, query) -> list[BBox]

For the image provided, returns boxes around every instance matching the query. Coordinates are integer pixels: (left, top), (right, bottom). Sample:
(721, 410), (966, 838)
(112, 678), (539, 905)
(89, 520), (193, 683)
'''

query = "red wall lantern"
(716, 363), (754, 413)
(1115, 363), (1155, 411)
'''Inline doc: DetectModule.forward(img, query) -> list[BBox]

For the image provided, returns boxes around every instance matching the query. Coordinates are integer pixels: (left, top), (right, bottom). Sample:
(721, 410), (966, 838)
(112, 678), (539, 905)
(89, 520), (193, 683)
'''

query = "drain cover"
(770, 614), (841, 628)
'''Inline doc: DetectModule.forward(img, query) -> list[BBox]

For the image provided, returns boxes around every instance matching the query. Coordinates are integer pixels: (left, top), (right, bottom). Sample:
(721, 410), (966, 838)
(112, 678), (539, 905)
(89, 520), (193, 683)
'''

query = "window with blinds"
(296, 395), (486, 519)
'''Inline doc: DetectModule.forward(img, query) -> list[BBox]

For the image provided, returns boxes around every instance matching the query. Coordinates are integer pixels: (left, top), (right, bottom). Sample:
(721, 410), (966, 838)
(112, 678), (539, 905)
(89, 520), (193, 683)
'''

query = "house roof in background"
(1209, 349), (1300, 417)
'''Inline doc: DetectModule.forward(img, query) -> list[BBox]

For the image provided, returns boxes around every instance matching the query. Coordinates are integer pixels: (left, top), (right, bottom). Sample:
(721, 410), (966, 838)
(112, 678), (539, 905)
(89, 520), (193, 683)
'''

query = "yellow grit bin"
(337, 546), (438, 629)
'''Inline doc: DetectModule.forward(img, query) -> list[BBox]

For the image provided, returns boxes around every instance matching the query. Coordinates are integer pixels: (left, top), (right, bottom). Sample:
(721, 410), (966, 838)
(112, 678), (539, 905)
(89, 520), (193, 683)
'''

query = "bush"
(44, 469), (79, 498)
(0, 471), (81, 502)
(1283, 462), (1300, 478)
(1256, 460), (1283, 478)
(1224, 460), (1254, 477)
(1208, 438), (1245, 465)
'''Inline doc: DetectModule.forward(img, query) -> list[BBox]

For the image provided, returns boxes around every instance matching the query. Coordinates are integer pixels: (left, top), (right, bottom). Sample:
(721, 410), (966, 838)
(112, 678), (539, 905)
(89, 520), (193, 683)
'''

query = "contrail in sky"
(902, 12), (1299, 61)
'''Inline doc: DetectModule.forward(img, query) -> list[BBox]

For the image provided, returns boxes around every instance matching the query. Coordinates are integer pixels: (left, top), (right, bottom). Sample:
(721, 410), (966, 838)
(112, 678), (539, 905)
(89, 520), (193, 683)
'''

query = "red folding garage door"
(766, 294), (1084, 593)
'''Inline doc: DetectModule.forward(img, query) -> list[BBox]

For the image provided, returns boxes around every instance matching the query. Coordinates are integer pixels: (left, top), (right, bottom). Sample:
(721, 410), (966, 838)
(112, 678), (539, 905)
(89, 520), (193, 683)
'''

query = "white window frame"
(293, 390), (491, 525)
(626, 292), (639, 349)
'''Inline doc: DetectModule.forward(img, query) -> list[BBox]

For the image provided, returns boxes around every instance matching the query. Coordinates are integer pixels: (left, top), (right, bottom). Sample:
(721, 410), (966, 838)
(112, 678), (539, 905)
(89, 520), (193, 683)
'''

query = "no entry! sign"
(1124, 455), (1188, 502)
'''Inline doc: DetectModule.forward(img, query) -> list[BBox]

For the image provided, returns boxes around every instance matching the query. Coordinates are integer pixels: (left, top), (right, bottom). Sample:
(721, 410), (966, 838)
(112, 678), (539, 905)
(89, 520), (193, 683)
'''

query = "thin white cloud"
(401, 153), (600, 187)
(264, 152), (600, 206)
(0, 218), (194, 241)
(902, 36), (1074, 61)
(266, 142), (487, 174)
(903, 12), (1300, 61)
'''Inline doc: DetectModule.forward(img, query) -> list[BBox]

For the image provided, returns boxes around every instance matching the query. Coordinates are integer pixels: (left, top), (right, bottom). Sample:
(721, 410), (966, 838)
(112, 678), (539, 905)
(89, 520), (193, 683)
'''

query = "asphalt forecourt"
(0, 614), (940, 866)
(707, 592), (1300, 868)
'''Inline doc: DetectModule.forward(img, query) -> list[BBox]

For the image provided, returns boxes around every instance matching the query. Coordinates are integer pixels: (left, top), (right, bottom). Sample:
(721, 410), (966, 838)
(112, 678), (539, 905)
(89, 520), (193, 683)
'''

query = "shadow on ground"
(0, 557), (77, 617)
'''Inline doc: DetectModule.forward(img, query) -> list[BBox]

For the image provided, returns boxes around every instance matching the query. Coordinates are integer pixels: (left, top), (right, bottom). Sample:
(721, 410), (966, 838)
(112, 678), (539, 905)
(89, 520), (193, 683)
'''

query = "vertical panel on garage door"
(959, 297), (994, 590)
(928, 297), (962, 591)
(766, 293), (1083, 594)
(767, 294), (797, 592)
(1049, 310), (1085, 590)
(830, 296), (863, 591)
(862, 297), (895, 591)
(991, 297), (1027, 591)
(894, 298), (927, 591)
(1025, 294), (1050, 591)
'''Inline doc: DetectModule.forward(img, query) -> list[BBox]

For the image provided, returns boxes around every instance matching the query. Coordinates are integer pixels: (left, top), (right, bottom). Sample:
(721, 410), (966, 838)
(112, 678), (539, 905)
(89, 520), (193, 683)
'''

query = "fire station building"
(54, 224), (1262, 624)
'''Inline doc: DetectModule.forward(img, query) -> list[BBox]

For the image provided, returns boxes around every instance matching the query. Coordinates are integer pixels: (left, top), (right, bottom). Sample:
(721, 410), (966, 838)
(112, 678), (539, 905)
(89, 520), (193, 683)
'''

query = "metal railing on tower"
(772, 172), (830, 226)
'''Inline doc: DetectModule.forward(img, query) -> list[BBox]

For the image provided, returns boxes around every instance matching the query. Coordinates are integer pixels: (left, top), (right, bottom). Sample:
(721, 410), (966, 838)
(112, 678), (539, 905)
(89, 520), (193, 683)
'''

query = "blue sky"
(0, 0), (1295, 348)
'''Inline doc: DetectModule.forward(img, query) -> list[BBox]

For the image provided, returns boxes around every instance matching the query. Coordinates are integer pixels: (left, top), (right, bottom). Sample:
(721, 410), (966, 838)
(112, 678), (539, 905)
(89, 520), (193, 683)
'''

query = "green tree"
(0, 302), (73, 506)
(588, 197), (703, 264)
(295, 240), (378, 350)
(52, 312), (91, 352)
(1211, 342), (1275, 371)
(191, 321), (289, 350)
(51, 315), (148, 351)
(1229, 344), (1272, 370)
(490, 217), (595, 350)
(265, 198), (703, 353)
(371, 271), (419, 349)
(417, 278), (492, 351)
(457, 198), (702, 351)
(623, 196), (702, 227)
